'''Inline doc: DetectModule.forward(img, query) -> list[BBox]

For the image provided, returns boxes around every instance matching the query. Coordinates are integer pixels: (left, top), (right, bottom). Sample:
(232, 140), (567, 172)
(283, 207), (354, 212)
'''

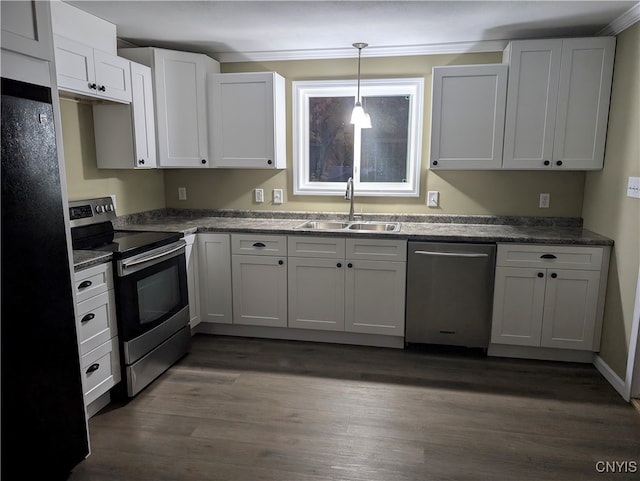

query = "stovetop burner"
(68, 197), (182, 259)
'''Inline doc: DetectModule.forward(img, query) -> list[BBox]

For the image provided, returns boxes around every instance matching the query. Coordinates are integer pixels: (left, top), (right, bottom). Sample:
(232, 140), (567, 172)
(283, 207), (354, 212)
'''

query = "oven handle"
(122, 244), (184, 270)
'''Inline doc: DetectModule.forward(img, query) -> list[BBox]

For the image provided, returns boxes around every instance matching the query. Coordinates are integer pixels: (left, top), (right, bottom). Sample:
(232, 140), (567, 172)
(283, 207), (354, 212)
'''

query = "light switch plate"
(627, 176), (640, 198)
(273, 189), (283, 204)
(178, 187), (187, 201)
(427, 191), (439, 207)
(255, 188), (264, 203)
(539, 193), (550, 208)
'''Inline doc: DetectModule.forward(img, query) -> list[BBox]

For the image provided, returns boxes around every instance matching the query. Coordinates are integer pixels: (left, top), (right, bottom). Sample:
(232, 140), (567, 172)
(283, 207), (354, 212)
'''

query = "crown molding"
(217, 39), (509, 63)
(598, 2), (640, 35)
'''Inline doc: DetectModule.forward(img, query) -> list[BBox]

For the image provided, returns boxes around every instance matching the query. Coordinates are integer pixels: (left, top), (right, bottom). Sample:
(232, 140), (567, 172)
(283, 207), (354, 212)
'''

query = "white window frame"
(293, 78), (424, 197)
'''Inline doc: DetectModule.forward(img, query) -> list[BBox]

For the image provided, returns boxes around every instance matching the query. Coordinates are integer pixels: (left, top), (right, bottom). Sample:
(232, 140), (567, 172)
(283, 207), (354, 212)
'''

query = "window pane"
(361, 96), (410, 183)
(309, 97), (354, 182)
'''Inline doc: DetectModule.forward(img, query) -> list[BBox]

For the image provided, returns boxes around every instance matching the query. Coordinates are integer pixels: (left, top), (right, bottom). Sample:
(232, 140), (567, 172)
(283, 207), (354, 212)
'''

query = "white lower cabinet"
(184, 234), (201, 329)
(197, 233), (233, 324)
(287, 236), (406, 336)
(491, 243), (607, 351)
(231, 234), (287, 327)
(73, 262), (120, 415)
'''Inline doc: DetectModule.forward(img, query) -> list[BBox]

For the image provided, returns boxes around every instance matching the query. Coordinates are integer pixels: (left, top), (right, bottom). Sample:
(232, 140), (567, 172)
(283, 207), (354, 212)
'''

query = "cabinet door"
(130, 62), (157, 168)
(288, 257), (345, 331)
(153, 49), (211, 167)
(232, 255), (287, 327)
(1, 0), (53, 61)
(198, 234), (232, 324)
(345, 260), (405, 336)
(553, 37), (615, 170)
(54, 35), (96, 95)
(430, 64), (507, 169)
(491, 267), (546, 346)
(502, 39), (562, 169)
(541, 269), (600, 350)
(210, 72), (285, 168)
(93, 49), (131, 103)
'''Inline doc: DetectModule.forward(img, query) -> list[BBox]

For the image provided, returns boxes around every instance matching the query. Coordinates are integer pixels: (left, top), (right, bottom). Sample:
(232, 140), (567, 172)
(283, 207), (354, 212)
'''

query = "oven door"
(115, 240), (188, 342)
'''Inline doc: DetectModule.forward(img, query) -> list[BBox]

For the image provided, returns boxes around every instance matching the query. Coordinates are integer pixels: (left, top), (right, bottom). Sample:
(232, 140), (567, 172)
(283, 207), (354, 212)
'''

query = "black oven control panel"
(69, 197), (116, 228)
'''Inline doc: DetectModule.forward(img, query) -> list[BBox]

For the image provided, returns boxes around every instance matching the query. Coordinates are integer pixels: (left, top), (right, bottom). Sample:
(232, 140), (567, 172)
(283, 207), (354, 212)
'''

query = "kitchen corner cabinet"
(287, 236), (406, 336)
(73, 263), (121, 413)
(119, 47), (220, 168)
(93, 61), (157, 169)
(198, 233), (233, 324)
(1, 0), (53, 61)
(54, 35), (131, 103)
(184, 234), (201, 329)
(429, 64), (507, 169)
(502, 37), (615, 170)
(491, 244), (608, 351)
(209, 72), (286, 169)
(231, 234), (287, 327)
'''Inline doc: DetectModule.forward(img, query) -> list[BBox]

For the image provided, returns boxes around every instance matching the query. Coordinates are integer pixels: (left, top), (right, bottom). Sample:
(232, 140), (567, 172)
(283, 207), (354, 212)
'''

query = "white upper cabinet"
(502, 37), (615, 170)
(93, 61), (157, 169)
(429, 64), (508, 169)
(119, 47), (220, 168)
(1, 0), (53, 61)
(209, 72), (286, 169)
(54, 35), (131, 103)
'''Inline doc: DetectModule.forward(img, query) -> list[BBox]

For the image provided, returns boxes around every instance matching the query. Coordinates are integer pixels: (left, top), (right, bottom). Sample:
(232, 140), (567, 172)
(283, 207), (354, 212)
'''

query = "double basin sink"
(295, 220), (401, 233)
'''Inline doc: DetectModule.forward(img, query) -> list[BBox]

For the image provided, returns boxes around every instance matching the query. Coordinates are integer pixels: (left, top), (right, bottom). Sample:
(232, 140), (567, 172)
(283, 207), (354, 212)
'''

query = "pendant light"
(350, 42), (372, 129)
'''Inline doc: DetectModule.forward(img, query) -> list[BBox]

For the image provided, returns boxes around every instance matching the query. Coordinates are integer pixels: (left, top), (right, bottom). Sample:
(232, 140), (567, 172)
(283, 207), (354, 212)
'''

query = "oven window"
(137, 264), (180, 325)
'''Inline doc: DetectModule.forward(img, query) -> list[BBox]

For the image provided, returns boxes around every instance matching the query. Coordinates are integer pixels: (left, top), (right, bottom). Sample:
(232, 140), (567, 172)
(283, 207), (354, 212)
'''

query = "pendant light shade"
(350, 42), (371, 129)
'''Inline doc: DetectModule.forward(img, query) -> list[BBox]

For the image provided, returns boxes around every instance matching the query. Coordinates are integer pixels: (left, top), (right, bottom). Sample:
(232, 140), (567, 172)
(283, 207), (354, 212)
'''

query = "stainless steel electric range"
(69, 197), (191, 397)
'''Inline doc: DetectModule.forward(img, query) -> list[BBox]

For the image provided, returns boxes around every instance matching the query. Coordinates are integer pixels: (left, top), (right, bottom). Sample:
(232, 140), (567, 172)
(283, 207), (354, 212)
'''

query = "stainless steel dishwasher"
(406, 242), (496, 349)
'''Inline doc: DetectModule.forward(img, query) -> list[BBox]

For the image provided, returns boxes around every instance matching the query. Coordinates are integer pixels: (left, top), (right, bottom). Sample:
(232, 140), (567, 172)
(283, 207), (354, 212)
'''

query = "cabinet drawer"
(346, 238), (407, 262)
(80, 336), (121, 405)
(496, 244), (603, 270)
(231, 234), (286, 256)
(74, 262), (113, 303)
(76, 289), (117, 355)
(288, 236), (346, 258)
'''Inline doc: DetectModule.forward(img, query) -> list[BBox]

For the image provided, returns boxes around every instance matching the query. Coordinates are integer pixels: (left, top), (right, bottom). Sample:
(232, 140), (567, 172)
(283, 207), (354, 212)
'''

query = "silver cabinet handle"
(414, 250), (489, 258)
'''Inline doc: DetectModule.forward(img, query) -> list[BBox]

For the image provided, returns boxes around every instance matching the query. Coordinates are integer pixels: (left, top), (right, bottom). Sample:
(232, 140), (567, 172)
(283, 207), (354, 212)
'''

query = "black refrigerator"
(1, 78), (89, 479)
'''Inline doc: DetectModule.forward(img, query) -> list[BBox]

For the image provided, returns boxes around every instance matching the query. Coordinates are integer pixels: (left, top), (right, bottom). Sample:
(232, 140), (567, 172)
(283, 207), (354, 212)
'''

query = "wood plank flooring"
(68, 334), (640, 481)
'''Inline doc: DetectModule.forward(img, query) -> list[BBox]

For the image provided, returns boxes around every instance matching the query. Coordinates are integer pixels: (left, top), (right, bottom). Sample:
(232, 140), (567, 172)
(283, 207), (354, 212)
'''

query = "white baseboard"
(593, 354), (628, 401)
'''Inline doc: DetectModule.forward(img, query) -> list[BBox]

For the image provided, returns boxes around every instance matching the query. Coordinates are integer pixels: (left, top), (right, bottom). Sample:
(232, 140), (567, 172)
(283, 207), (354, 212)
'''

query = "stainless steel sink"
(347, 222), (400, 232)
(294, 220), (400, 232)
(295, 220), (351, 230)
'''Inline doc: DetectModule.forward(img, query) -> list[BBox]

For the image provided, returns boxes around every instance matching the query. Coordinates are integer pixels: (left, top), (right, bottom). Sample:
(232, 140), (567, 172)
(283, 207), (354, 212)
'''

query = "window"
(293, 78), (424, 196)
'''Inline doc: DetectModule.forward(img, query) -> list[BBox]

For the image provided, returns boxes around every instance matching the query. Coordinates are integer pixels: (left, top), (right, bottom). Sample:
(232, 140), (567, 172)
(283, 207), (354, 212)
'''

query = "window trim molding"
(292, 78), (424, 197)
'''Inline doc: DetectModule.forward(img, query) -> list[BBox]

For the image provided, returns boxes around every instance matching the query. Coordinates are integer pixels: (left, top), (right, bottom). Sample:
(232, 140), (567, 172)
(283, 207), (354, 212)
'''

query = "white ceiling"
(67, 0), (640, 62)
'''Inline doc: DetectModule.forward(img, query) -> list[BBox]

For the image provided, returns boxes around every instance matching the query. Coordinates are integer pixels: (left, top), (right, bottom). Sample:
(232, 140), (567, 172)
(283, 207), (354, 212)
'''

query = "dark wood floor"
(69, 334), (640, 481)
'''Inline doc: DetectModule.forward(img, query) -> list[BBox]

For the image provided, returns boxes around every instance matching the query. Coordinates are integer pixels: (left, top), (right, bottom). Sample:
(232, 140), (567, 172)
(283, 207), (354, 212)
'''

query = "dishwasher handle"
(413, 250), (489, 258)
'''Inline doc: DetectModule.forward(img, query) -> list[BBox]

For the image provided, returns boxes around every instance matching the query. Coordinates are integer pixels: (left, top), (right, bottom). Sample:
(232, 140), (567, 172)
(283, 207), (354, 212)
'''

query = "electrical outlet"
(627, 176), (640, 198)
(178, 187), (187, 201)
(539, 193), (550, 208)
(273, 189), (283, 204)
(427, 191), (439, 207)
(255, 188), (264, 203)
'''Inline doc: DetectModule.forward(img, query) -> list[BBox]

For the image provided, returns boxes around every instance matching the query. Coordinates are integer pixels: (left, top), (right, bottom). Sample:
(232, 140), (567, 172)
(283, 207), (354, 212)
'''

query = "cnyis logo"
(595, 461), (638, 474)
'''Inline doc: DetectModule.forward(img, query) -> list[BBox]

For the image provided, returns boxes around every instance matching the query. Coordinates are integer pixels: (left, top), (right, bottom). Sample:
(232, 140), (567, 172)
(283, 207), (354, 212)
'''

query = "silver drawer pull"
(414, 250), (489, 258)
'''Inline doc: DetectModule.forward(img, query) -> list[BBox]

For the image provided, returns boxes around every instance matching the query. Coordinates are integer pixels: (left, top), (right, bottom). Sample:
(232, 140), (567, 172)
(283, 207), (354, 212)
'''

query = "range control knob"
(106, 204), (114, 212)
(95, 205), (104, 213)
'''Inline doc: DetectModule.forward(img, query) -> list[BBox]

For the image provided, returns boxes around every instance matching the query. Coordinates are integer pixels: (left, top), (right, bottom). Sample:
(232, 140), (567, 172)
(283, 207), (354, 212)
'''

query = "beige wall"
(164, 52), (586, 216)
(582, 23), (640, 378)
(60, 98), (166, 215)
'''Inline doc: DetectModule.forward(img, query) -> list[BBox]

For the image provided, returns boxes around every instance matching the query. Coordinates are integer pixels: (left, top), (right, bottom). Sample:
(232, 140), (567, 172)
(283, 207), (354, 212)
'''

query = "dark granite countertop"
(73, 250), (112, 271)
(110, 209), (614, 247)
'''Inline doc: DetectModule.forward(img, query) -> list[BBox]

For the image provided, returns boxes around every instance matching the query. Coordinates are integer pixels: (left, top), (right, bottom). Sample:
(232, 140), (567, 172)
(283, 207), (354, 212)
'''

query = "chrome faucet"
(345, 177), (355, 221)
